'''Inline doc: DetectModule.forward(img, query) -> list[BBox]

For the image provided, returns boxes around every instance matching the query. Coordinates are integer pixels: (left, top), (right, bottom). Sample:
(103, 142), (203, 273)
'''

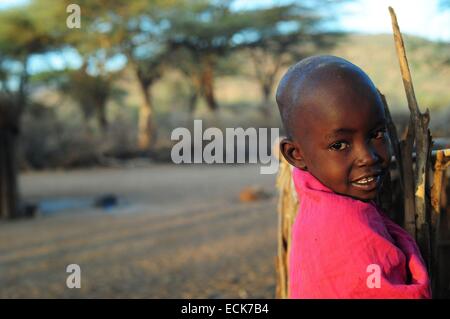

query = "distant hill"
(212, 33), (450, 118)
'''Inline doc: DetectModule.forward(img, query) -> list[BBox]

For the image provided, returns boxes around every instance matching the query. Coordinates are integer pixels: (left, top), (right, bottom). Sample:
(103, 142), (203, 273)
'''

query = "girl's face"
(282, 74), (391, 202)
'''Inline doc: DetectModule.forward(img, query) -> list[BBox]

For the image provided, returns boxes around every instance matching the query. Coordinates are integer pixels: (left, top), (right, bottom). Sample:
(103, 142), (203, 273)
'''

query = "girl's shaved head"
(275, 55), (379, 138)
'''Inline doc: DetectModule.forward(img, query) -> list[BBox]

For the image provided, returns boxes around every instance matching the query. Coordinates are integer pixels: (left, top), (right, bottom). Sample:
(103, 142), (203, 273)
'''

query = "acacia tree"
(120, 11), (171, 151)
(166, 1), (250, 112)
(129, 54), (166, 150)
(0, 1), (65, 219)
(58, 1), (128, 135)
(57, 65), (118, 133)
(68, 0), (182, 150)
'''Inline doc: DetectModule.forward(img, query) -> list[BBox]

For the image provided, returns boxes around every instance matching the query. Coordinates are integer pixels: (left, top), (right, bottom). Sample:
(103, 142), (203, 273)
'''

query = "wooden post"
(430, 149), (450, 296)
(389, 6), (433, 270)
(431, 150), (450, 228)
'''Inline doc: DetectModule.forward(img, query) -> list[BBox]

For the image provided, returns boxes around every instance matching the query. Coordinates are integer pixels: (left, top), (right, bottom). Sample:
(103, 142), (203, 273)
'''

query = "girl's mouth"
(350, 174), (382, 191)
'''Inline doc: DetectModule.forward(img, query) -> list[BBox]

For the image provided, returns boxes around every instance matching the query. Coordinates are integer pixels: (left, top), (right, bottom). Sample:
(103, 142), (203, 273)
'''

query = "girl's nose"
(355, 145), (380, 167)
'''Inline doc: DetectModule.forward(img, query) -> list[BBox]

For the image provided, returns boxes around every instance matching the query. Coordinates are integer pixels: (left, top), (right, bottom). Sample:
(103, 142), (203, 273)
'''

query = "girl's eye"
(373, 129), (386, 139)
(329, 141), (349, 151)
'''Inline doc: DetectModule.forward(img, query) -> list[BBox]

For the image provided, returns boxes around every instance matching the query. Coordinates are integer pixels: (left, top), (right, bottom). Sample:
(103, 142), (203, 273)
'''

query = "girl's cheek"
(375, 140), (390, 162)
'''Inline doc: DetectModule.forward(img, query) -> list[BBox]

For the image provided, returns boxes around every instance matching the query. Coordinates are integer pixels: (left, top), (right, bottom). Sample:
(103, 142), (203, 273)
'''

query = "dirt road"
(0, 164), (278, 298)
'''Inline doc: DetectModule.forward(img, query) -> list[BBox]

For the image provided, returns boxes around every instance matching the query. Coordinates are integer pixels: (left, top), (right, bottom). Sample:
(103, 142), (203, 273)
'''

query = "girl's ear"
(280, 138), (307, 170)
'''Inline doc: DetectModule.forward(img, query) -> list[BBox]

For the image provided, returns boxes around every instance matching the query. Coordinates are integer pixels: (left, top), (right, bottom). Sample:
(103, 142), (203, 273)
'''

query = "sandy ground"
(0, 164), (278, 298)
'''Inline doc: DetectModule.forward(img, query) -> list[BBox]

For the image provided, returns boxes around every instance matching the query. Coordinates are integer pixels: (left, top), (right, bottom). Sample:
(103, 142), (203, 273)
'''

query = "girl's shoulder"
(295, 189), (388, 242)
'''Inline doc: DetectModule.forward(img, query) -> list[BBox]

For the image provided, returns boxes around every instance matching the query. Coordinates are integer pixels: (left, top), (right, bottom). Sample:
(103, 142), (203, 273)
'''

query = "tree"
(119, 9), (171, 151)
(68, 0), (181, 150)
(166, 1), (250, 112)
(0, 1), (65, 219)
(120, 0), (192, 150)
(0, 93), (20, 219)
(129, 54), (165, 150)
(58, 65), (120, 133)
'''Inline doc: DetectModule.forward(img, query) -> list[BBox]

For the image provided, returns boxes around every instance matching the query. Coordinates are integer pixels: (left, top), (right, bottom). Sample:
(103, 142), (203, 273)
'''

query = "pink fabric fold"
(289, 168), (431, 299)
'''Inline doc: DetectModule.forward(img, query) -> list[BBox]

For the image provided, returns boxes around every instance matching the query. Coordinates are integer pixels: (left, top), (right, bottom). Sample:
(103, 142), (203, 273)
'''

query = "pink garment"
(289, 168), (431, 299)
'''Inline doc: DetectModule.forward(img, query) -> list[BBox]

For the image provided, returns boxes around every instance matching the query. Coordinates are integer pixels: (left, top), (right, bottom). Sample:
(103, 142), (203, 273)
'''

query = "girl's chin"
(348, 194), (377, 202)
(333, 190), (378, 202)
(335, 186), (379, 201)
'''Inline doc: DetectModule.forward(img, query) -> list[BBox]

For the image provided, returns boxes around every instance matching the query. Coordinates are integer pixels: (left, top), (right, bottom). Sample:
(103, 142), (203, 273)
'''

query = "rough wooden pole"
(430, 149), (450, 296)
(389, 7), (432, 270)
(431, 150), (450, 226)
(384, 48), (416, 236)
(275, 148), (299, 298)
(400, 118), (417, 238)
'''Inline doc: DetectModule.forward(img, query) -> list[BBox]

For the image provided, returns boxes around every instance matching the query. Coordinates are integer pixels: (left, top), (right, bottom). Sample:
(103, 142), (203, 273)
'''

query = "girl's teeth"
(356, 177), (374, 184)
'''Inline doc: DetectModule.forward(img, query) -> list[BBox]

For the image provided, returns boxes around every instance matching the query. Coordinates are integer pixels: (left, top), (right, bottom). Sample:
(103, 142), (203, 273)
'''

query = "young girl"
(275, 55), (431, 298)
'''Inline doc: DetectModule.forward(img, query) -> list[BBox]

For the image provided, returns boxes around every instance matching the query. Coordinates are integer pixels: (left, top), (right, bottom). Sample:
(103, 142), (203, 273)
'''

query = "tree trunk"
(0, 128), (19, 219)
(260, 84), (272, 117)
(0, 56), (28, 219)
(201, 57), (217, 112)
(137, 81), (155, 151)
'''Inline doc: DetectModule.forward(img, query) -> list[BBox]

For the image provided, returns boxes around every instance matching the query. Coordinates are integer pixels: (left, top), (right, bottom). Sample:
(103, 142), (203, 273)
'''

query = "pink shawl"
(289, 168), (431, 299)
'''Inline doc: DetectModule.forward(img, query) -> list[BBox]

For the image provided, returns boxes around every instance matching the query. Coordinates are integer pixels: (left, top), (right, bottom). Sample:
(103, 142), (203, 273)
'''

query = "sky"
(0, 0), (27, 9)
(234, 0), (450, 42)
(0, 0), (448, 41)
(337, 0), (450, 42)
